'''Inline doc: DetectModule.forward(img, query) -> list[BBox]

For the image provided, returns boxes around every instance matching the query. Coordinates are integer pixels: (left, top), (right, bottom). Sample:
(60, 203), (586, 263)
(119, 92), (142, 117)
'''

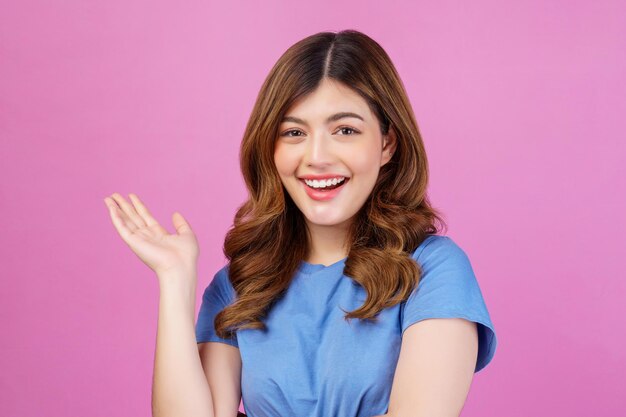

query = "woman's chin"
(303, 214), (353, 228)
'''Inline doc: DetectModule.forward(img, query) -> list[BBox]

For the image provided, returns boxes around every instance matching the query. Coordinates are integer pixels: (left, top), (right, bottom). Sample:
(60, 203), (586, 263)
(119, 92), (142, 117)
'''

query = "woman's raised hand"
(104, 193), (199, 278)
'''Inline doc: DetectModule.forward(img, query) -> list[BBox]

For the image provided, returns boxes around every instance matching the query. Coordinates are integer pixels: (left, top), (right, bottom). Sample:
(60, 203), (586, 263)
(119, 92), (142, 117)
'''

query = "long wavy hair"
(215, 29), (447, 338)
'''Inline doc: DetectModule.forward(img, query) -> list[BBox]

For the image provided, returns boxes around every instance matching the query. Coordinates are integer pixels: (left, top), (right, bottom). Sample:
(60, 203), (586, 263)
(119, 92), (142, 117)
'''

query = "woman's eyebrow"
(281, 112), (364, 126)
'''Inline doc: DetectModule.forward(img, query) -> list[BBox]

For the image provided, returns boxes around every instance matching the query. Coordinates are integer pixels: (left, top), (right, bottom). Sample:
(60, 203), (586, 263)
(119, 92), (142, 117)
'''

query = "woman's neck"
(304, 219), (351, 266)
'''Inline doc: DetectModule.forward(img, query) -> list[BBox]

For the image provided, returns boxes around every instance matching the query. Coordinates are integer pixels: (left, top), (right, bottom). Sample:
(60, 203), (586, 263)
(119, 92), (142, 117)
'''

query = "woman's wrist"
(157, 266), (198, 294)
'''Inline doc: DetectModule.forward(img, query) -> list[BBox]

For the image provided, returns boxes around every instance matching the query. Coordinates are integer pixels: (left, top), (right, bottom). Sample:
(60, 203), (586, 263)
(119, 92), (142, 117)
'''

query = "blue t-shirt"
(196, 234), (497, 417)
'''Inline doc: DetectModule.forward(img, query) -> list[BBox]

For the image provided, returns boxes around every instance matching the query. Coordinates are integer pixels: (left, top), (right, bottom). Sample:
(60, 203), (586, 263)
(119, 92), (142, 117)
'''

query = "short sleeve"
(401, 235), (497, 372)
(195, 265), (239, 347)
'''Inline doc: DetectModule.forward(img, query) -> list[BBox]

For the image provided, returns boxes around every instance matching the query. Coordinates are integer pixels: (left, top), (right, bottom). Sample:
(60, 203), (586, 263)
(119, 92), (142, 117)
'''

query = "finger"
(105, 195), (139, 233)
(104, 197), (137, 242)
(128, 193), (159, 228)
(110, 193), (147, 229)
(172, 212), (194, 236)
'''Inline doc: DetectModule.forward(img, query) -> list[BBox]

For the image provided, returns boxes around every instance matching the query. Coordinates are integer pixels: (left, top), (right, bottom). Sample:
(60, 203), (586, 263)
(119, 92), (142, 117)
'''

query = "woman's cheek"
(347, 145), (380, 174)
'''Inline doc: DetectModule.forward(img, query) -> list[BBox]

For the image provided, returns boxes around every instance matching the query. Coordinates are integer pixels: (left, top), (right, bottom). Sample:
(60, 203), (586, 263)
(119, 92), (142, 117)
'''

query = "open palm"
(104, 193), (199, 276)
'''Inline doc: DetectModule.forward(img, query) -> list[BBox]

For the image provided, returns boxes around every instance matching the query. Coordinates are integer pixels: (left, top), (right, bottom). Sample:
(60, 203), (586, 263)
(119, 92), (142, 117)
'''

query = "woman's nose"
(303, 133), (334, 166)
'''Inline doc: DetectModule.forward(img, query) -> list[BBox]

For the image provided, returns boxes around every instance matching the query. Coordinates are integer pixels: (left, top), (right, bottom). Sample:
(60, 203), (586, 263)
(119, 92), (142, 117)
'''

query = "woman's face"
(274, 78), (396, 230)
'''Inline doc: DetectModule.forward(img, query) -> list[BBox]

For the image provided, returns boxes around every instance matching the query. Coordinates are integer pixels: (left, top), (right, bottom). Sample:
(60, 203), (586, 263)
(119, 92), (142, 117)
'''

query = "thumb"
(172, 211), (194, 236)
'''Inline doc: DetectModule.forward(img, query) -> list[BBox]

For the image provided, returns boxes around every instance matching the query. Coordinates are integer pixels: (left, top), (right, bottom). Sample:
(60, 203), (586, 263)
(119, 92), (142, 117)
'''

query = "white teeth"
(303, 177), (346, 189)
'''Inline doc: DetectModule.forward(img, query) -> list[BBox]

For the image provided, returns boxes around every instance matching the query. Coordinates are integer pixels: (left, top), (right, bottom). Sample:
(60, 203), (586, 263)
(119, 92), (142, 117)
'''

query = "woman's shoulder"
(203, 262), (236, 300)
(410, 234), (466, 262)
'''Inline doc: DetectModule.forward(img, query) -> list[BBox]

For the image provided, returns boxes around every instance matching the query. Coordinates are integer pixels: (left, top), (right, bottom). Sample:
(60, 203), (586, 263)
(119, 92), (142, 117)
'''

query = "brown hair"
(215, 29), (447, 338)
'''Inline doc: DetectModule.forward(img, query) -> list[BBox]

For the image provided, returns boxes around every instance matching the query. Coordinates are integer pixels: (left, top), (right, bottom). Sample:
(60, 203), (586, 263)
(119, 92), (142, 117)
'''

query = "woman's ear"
(381, 125), (398, 167)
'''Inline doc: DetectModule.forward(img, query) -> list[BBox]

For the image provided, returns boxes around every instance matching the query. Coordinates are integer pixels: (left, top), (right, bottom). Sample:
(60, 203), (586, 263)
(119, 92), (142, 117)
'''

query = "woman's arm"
(103, 194), (214, 416)
(152, 269), (215, 417)
(384, 318), (478, 417)
(198, 341), (243, 417)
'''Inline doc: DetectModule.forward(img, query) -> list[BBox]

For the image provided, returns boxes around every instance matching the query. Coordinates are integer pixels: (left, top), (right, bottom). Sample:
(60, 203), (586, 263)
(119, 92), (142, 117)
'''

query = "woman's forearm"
(152, 270), (214, 417)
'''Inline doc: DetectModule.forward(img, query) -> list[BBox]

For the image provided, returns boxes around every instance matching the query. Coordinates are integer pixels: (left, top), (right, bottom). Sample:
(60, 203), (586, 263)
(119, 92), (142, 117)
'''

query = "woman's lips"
(300, 178), (349, 201)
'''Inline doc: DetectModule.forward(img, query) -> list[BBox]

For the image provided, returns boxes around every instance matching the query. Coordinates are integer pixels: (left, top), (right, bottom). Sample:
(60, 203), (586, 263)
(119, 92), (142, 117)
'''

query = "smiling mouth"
(300, 178), (349, 191)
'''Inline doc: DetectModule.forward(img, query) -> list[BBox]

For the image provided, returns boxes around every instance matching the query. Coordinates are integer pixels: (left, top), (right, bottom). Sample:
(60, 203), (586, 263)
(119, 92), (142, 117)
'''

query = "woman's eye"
(282, 129), (304, 137)
(337, 127), (358, 135)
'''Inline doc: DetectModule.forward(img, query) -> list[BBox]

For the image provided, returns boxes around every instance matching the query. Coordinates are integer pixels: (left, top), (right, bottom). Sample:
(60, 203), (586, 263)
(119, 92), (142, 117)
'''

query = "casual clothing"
(196, 234), (497, 417)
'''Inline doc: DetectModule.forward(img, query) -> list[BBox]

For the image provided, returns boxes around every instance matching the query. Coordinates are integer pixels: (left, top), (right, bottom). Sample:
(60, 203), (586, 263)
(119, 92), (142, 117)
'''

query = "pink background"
(1, 1), (624, 416)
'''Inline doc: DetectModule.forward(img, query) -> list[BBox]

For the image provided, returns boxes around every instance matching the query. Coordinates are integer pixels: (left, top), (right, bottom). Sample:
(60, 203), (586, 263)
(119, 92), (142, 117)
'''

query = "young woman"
(105, 30), (497, 417)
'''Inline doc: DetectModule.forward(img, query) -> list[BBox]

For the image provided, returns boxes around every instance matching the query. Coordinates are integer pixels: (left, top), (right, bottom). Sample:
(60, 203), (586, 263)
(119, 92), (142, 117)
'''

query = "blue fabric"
(196, 234), (497, 417)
